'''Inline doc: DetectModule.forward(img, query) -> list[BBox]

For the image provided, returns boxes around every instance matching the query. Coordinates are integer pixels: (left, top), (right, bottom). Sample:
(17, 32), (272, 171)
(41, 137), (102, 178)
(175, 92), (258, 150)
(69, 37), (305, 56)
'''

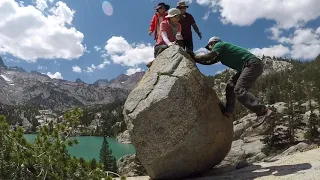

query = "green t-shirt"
(212, 42), (257, 72)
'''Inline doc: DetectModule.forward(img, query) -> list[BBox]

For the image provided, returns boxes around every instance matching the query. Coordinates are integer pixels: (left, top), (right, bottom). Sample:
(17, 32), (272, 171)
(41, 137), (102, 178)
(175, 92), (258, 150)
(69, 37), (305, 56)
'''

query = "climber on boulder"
(192, 37), (272, 127)
(176, 1), (202, 52)
(148, 2), (170, 41)
(147, 8), (183, 68)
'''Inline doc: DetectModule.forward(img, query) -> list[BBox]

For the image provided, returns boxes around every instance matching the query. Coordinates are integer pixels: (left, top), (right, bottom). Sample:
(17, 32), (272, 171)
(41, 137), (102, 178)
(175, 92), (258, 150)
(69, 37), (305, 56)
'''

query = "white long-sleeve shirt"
(161, 32), (183, 45)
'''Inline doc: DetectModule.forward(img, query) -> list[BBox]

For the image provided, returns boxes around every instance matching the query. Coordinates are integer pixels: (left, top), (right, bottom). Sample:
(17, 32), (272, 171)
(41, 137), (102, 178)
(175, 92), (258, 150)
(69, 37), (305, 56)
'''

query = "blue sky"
(0, 0), (319, 83)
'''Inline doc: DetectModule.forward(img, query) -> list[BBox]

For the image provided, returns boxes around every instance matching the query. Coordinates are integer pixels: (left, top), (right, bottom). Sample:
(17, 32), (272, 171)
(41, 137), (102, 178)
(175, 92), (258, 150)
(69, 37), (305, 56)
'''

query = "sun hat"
(208, 37), (221, 43)
(154, 2), (170, 11)
(176, 1), (189, 8)
(205, 36), (222, 50)
(165, 8), (181, 18)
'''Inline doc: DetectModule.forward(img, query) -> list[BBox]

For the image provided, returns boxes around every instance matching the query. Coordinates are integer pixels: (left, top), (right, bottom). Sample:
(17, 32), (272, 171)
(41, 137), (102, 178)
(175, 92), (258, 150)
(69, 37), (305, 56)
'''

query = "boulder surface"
(123, 46), (233, 179)
(118, 154), (147, 177)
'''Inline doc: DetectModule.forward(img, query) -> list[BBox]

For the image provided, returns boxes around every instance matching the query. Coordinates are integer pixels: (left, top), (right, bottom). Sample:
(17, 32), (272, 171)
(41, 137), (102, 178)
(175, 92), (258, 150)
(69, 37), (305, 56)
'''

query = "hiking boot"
(218, 102), (232, 118)
(252, 108), (273, 128)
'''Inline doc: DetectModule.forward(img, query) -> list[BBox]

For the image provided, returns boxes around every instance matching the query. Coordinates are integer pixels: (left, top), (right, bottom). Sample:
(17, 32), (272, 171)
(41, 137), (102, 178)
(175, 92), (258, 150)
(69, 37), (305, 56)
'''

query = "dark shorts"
(183, 39), (193, 51)
(154, 45), (168, 58)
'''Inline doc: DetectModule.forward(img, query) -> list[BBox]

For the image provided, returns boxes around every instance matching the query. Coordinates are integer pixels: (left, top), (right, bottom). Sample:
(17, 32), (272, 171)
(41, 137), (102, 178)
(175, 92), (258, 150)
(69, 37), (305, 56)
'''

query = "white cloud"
(97, 60), (110, 69)
(197, 0), (320, 60)
(249, 45), (290, 58)
(35, 0), (48, 11)
(126, 68), (142, 75)
(197, 0), (320, 59)
(47, 72), (63, 79)
(291, 44), (320, 60)
(279, 28), (320, 45)
(197, 0), (320, 29)
(196, 0), (218, 8)
(316, 27), (320, 34)
(267, 27), (283, 40)
(184, 0), (193, 4)
(0, 0), (85, 62)
(49, 1), (75, 25)
(202, 11), (210, 20)
(19, 1), (24, 6)
(277, 27), (320, 60)
(257, 26), (320, 60)
(104, 36), (154, 67)
(83, 60), (111, 73)
(72, 65), (82, 73)
(85, 64), (96, 73)
(94, 46), (101, 51)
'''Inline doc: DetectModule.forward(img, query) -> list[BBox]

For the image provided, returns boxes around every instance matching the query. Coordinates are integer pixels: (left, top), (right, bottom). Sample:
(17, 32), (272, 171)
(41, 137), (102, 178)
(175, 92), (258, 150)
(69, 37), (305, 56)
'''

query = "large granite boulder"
(123, 46), (233, 179)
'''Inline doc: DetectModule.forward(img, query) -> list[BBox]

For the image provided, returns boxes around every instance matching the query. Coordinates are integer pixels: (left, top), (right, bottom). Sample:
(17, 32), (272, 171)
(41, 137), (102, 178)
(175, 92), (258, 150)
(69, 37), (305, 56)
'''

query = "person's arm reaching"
(193, 51), (219, 65)
(190, 14), (202, 39)
(161, 31), (172, 45)
(192, 24), (202, 39)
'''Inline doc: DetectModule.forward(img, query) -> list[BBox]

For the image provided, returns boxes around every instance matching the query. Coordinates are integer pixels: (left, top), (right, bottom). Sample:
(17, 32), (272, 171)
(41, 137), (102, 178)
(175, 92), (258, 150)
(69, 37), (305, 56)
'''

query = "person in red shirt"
(148, 2), (170, 41)
(146, 8), (183, 68)
(176, 1), (202, 52)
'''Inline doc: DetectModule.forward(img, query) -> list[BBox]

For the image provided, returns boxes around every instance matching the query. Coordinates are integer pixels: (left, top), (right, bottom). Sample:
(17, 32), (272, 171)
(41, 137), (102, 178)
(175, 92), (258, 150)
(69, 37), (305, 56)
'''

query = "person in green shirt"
(192, 37), (272, 128)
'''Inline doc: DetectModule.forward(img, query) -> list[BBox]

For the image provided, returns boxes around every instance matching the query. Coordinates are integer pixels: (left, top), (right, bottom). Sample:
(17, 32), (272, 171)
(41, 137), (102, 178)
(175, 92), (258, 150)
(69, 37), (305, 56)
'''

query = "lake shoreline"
(24, 134), (136, 161)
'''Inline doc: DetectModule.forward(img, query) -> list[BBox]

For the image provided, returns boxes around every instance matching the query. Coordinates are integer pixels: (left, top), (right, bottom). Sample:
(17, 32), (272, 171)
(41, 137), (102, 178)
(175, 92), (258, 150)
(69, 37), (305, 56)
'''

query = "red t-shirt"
(156, 20), (182, 46)
(179, 12), (195, 40)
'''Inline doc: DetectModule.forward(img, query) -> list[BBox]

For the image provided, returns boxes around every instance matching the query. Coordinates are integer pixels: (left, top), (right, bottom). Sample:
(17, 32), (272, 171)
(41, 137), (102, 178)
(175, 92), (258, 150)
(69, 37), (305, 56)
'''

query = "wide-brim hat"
(154, 2), (170, 11)
(205, 36), (221, 50)
(165, 8), (181, 18)
(176, 1), (189, 8)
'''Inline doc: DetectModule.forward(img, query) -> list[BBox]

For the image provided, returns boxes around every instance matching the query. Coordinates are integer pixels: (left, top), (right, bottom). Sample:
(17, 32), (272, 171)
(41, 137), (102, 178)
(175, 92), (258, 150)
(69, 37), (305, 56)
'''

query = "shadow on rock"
(189, 163), (312, 180)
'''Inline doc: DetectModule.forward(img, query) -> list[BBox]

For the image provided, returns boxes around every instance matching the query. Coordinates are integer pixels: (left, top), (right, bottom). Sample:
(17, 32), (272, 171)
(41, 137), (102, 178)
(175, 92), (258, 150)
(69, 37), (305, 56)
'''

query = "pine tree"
(304, 100), (319, 141)
(261, 107), (287, 155)
(90, 158), (98, 170)
(0, 109), (110, 179)
(99, 136), (117, 173)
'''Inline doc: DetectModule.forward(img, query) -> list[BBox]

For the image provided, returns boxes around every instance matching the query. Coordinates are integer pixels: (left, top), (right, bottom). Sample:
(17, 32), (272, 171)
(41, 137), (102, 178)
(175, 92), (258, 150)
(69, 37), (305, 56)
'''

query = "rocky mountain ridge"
(0, 57), (144, 111)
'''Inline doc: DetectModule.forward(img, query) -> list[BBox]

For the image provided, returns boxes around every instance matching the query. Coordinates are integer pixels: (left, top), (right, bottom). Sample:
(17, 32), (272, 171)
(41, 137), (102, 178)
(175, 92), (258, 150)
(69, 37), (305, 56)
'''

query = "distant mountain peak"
(30, 70), (49, 78)
(93, 79), (109, 85)
(0, 57), (8, 69)
(75, 78), (85, 83)
(9, 66), (26, 72)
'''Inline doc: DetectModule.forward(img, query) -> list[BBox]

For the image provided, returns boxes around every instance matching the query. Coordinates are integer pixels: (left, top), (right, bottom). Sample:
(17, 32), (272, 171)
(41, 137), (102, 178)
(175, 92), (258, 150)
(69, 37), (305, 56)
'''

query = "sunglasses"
(173, 15), (180, 19)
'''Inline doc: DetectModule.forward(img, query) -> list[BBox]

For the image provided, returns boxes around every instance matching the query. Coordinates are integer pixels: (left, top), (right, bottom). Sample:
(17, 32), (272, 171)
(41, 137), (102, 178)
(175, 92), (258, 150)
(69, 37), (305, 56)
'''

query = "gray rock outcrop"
(122, 46), (233, 179)
(117, 154), (147, 177)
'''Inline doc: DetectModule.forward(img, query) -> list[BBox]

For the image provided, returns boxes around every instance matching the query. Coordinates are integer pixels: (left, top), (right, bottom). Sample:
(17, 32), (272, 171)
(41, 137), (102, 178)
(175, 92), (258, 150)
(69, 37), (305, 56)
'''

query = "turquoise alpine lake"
(24, 134), (135, 161)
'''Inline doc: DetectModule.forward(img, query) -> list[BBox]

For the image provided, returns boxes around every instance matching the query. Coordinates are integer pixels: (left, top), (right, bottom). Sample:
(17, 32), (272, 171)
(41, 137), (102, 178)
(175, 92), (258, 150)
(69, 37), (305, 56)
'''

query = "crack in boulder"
(127, 75), (160, 116)
(127, 51), (184, 116)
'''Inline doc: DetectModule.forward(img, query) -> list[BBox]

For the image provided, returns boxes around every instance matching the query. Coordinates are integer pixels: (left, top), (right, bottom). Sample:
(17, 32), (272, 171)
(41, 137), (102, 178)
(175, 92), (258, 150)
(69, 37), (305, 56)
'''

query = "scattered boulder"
(123, 46), (233, 179)
(116, 130), (131, 144)
(205, 136), (266, 175)
(277, 142), (318, 157)
(233, 113), (258, 140)
(117, 154), (147, 177)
